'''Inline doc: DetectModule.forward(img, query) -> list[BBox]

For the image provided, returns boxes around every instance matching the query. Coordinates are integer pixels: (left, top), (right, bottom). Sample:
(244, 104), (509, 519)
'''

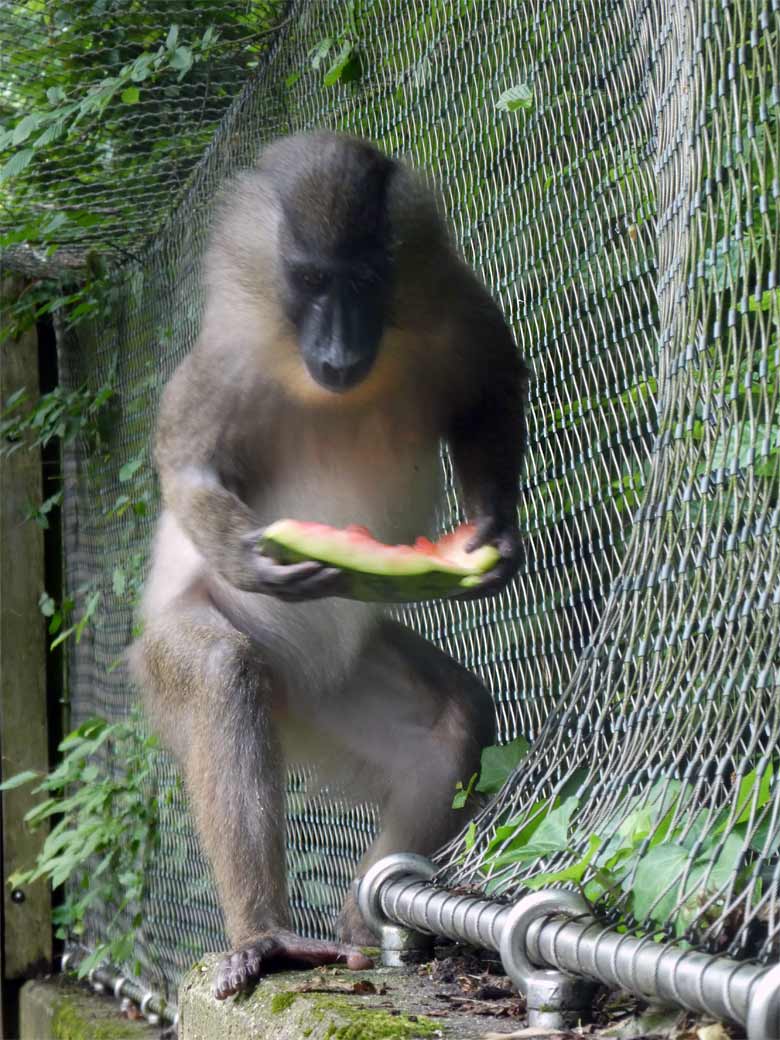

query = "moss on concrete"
(179, 954), (516, 1039)
(305, 994), (438, 1039)
(52, 997), (144, 1040)
(271, 991), (298, 1014)
(20, 979), (160, 1040)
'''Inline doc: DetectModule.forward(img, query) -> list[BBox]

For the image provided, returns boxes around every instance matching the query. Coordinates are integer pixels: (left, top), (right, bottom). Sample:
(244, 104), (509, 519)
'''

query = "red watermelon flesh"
(258, 520), (499, 602)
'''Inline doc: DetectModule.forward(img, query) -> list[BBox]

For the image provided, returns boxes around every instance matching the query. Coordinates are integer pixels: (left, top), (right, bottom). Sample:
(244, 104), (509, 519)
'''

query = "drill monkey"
(132, 132), (528, 999)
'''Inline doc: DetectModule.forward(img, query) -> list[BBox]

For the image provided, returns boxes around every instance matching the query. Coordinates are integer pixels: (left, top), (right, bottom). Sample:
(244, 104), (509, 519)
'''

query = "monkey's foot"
(336, 896), (380, 948)
(213, 929), (374, 1000)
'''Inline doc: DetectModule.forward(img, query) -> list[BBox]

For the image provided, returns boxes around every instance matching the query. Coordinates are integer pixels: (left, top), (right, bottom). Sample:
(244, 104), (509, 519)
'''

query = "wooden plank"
(0, 276), (52, 986)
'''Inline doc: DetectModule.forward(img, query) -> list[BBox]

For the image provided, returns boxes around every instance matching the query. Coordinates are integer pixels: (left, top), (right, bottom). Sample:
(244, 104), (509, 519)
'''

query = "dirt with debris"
(413, 948), (747, 1040)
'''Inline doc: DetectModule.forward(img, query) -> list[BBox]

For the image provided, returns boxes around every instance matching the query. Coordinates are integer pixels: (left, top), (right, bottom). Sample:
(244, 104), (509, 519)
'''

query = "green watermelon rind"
(259, 521), (499, 603)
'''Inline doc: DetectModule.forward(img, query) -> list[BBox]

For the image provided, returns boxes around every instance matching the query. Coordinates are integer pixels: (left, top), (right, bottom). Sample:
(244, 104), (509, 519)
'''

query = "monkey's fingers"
(465, 516), (499, 553)
(256, 560), (348, 601)
(213, 932), (373, 1000)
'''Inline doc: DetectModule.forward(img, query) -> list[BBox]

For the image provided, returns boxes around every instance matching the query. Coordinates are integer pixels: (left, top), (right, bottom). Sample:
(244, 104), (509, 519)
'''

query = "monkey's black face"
(281, 249), (391, 393)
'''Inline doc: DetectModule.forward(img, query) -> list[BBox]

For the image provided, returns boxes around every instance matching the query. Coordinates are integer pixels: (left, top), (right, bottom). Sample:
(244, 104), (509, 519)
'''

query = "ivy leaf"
(120, 86), (140, 105)
(525, 834), (602, 889)
(632, 845), (689, 922)
(489, 797), (579, 867)
(476, 736), (530, 795)
(496, 84), (534, 113)
(166, 24), (179, 50)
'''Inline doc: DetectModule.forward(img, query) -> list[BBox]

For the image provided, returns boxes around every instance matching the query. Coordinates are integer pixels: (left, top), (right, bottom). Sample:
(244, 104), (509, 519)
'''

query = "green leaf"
(59, 718), (108, 750)
(12, 113), (45, 146)
(632, 845), (688, 922)
(0, 769), (39, 791)
(112, 568), (126, 597)
(166, 25), (179, 50)
(0, 148), (35, 183)
(476, 736), (529, 795)
(526, 834), (602, 889)
(489, 797), (578, 867)
(749, 288), (780, 313)
(324, 41), (356, 87)
(131, 53), (157, 82)
(452, 772), (477, 809)
(33, 121), (67, 148)
(309, 37), (334, 70)
(120, 86), (140, 105)
(285, 70), (302, 88)
(496, 84), (534, 113)
(119, 455), (144, 482)
(170, 46), (193, 77)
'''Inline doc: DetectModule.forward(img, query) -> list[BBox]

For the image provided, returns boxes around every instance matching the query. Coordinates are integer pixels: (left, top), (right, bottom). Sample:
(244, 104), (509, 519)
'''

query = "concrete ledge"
(20, 976), (160, 1040)
(180, 954), (518, 1039)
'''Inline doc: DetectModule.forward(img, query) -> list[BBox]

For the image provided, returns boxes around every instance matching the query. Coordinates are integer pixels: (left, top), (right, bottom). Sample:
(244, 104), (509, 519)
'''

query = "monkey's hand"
(459, 515), (521, 600)
(214, 930), (373, 999)
(241, 530), (349, 600)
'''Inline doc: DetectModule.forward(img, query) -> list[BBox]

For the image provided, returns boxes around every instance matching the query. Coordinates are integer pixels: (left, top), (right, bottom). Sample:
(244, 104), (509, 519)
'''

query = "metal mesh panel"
(2, 0), (778, 1004)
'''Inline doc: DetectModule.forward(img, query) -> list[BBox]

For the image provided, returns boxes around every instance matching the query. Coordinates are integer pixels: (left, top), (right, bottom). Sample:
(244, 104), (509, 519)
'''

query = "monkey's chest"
(253, 424), (440, 544)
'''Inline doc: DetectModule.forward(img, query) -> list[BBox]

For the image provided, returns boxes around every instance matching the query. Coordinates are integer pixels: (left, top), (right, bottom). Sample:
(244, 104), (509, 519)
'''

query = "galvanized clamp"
(358, 853), (436, 966)
(499, 889), (599, 1029)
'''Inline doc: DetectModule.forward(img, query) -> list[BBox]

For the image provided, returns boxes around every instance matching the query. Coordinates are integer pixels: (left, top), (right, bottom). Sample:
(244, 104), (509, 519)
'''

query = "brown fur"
(131, 131), (527, 997)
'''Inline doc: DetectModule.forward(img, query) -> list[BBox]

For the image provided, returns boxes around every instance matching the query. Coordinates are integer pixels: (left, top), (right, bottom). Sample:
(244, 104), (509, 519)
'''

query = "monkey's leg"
(305, 619), (496, 946)
(132, 600), (372, 1000)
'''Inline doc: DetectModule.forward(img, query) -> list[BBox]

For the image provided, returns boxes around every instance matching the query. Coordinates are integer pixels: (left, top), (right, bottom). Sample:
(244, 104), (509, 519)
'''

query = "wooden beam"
(0, 277), (52, 999)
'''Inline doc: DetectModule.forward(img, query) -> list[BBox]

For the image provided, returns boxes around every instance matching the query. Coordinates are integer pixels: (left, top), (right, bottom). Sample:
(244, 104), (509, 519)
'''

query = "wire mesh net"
(1, 0), (778, 1005)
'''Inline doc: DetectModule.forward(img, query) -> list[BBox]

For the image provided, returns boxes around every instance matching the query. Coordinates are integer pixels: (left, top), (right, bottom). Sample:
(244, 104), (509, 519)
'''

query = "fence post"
(0, 275), (52, 1031)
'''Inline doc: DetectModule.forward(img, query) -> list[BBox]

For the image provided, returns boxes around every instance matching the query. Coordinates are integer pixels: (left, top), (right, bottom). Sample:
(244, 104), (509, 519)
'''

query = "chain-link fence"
(1, 0), (778, 1012)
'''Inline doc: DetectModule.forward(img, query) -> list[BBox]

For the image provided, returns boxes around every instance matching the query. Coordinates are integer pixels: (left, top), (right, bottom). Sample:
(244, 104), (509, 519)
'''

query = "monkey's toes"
(213, 931), (374, 1000)
(214, 943), (266, 1000)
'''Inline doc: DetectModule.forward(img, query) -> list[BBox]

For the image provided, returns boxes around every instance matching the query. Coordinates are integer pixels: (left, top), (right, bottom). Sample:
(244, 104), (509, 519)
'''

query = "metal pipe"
(62, 949), (177, 1028)
(359, 857), (778, 1035)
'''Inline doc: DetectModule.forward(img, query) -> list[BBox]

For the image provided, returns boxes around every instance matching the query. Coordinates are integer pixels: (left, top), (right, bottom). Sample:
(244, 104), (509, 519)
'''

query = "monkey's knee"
(129, 608), (264, 762)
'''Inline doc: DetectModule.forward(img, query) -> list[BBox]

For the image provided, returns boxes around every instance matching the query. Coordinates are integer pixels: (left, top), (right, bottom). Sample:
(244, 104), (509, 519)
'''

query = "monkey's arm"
(155, 354), (344, 598)
(447, 284), (529, 596)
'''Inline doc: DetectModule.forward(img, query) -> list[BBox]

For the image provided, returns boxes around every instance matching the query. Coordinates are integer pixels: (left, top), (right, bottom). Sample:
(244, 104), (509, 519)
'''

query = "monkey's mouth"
(305, 354), (377, 393)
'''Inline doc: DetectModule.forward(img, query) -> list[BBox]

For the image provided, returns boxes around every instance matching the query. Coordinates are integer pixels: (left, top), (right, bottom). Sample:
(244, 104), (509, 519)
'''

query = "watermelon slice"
(258, 520), (500, 602)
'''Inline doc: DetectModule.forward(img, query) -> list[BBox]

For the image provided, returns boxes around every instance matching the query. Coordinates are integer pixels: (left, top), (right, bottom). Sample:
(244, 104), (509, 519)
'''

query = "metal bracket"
(358, 853), (436, 965)
(746, 962), (780, 1040)
(499, 889), (598, 1029)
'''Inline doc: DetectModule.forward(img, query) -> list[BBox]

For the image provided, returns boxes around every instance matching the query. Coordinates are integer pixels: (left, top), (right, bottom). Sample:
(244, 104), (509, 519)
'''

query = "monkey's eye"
(291, 266), (329, 295)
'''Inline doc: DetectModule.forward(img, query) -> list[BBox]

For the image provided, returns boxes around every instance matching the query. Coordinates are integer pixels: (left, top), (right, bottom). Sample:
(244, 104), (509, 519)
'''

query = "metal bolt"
(499, 890), (598, 1027)
(377, 923), (434, 967)
(358, 853), (437, 965)
(10, 888), (25, 904)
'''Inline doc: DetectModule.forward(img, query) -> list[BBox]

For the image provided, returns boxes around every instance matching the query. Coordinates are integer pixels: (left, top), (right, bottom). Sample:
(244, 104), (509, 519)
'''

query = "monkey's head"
(208, 132), (445, 404)
(263, 134), (395, 394)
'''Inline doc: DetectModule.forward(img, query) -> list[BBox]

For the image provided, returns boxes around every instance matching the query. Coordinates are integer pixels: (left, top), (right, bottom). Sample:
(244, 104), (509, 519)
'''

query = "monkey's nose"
(318, 357), (370, 392)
